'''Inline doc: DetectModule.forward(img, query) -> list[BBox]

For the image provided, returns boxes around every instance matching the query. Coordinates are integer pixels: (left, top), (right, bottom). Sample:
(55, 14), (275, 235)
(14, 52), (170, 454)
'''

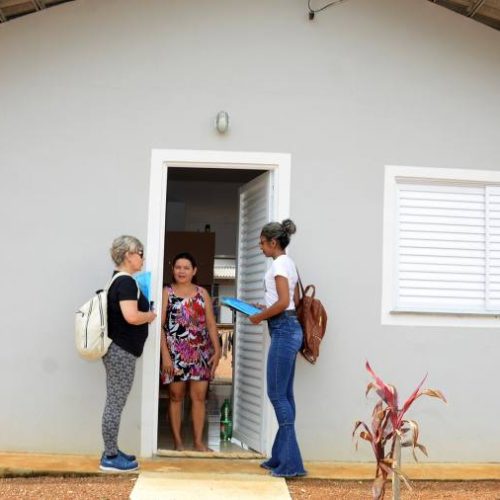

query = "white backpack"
(75, 272), (138, 361)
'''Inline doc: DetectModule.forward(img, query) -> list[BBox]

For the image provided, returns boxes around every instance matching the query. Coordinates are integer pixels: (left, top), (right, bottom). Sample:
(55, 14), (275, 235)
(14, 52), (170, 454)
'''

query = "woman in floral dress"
(160, 252), (221, 451)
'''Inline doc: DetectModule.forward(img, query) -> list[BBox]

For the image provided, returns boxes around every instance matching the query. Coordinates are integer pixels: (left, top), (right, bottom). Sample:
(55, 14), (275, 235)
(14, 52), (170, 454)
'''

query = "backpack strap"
(296, 267), (306, 297)
(296, 267), (316, 299)
(105, 272), (140, 299)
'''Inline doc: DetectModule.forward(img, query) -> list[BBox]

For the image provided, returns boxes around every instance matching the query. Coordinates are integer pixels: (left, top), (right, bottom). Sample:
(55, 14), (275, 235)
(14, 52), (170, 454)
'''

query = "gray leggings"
(102, 342), (137, 456)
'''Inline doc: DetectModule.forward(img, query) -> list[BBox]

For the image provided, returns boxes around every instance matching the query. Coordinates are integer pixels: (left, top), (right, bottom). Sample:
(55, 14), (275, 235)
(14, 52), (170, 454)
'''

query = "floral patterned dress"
(164, 285), (214, 381)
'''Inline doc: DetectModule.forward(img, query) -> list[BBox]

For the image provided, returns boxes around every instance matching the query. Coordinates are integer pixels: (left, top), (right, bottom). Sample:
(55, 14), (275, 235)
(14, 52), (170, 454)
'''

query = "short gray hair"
(110, 235), (144, 265)
(261, 219), (297, 249)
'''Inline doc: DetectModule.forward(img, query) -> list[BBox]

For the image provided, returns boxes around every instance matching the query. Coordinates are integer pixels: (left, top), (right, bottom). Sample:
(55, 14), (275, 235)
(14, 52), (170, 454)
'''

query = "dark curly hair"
(260, 219), (297, 249)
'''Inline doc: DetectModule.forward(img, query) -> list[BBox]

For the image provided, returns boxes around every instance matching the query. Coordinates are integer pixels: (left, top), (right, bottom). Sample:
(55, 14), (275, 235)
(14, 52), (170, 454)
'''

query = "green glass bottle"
(220, 399), (232, 441)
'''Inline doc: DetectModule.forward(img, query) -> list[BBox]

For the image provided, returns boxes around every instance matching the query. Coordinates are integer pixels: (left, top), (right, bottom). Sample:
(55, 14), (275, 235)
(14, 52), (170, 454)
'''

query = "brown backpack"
(296, 275), (328, 364)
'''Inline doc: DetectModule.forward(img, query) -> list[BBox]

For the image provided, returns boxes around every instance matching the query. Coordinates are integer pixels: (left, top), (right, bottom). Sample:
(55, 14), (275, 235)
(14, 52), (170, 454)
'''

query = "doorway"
(141, 150), (291, 458)
(158, 167), (263, 455)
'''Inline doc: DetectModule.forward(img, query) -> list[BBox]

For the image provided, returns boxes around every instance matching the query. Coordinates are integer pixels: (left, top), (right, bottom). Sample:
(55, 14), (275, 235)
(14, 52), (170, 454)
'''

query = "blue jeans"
(263, 312), (306, 477)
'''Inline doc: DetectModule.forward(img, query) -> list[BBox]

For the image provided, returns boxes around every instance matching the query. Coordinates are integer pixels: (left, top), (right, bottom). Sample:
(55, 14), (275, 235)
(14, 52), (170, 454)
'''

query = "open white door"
(232, 172), (272, 453)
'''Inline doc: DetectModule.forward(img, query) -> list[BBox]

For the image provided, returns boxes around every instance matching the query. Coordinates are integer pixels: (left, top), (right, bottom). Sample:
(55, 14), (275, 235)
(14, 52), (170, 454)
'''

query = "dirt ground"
(0, 476), (499, 499)
(0, 475), (136, 499)
(288, 479), (500, 499)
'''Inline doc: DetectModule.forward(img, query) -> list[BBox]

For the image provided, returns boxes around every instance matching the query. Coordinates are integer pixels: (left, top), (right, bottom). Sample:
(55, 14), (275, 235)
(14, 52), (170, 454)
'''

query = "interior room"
(157, 167), (265, 456)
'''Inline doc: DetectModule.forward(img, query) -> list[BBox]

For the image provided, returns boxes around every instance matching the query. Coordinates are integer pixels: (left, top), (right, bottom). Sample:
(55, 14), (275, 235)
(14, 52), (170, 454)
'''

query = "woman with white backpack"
(99, 235), (156, 472)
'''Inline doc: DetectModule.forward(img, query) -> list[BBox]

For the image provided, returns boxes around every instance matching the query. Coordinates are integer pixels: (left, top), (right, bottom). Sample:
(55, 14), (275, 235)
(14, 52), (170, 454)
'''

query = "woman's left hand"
(209, 351), (221, 378)
(249, 314), (262, 325)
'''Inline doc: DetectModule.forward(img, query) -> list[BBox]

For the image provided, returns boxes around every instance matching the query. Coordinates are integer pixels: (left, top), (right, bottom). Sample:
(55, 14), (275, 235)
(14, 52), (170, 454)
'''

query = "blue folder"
(134, 271), (151, 301)
(221, 297), (261, 316)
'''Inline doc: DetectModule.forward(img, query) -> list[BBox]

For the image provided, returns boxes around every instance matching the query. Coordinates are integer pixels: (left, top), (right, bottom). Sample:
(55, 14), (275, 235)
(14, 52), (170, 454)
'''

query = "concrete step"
(130, 471), (291, 500)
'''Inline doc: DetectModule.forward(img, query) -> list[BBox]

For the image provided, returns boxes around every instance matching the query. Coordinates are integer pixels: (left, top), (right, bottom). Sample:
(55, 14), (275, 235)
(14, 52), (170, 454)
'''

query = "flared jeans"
(264, 312), (307, 477)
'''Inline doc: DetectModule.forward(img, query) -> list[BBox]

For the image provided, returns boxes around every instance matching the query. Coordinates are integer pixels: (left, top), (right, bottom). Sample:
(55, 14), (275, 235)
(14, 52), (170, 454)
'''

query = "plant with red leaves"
(353, 361), (446, 500)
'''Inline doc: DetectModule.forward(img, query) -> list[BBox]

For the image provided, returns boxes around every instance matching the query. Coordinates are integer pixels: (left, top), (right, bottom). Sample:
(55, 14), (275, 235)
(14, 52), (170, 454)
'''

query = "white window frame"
(382, 165), (500, 328)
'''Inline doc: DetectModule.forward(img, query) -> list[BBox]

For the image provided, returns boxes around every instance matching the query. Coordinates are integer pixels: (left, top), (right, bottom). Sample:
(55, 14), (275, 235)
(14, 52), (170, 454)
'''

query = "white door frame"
(140, 148), (291, 457)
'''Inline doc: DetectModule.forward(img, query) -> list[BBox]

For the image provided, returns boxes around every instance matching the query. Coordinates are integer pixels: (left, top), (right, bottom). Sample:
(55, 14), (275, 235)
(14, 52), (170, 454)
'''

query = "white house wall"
(1, 0), (499, 460)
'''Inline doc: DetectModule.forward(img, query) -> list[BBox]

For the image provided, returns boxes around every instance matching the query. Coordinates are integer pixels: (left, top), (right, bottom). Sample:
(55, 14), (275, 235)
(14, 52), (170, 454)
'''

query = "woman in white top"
(249, 219), (306, 478)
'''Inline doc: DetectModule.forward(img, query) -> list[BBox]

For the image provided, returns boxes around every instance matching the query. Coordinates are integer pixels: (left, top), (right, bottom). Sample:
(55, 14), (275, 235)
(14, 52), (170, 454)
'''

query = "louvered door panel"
(232, 172), (270, 452)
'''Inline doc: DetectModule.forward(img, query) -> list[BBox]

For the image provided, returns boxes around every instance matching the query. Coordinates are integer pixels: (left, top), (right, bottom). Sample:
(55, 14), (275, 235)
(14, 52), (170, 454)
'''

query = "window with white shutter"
(485, 186), (500, 312)
(382, 166), (500, 326)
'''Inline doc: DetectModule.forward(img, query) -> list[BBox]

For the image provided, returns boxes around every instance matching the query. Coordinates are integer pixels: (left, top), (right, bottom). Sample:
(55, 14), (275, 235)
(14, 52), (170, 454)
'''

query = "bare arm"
(119, 300), (156, 325)
(250, 275), (290, 324)
(201, 288), (221, 377)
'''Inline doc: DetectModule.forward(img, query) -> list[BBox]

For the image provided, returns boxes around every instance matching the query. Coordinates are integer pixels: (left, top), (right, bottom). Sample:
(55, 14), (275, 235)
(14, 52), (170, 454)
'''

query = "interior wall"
(165, 179), (238, 322)
(166, 180), (242, 256)
(218, 283), (236, 324)
(0, 0), (499, 460)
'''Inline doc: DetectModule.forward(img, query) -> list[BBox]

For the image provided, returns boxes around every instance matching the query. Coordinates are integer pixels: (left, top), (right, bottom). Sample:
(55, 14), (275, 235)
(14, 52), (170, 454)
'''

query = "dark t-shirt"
(107, 272), (149, 357)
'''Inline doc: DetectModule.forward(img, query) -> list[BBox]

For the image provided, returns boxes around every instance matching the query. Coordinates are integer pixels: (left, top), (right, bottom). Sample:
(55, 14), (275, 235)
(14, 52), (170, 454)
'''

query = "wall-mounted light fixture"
(215, 110), (229, 134)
